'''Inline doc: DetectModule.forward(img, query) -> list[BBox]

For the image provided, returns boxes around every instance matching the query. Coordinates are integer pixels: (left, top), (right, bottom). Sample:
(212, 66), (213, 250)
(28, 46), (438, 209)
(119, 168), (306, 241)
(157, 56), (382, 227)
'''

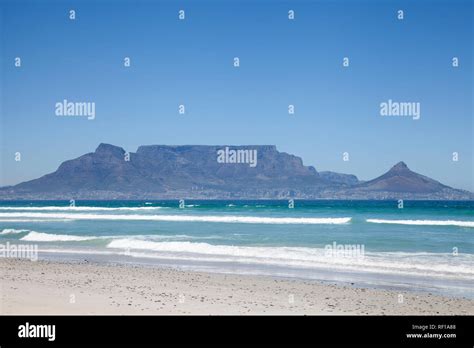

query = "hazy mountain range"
(0, 143), (472, 200)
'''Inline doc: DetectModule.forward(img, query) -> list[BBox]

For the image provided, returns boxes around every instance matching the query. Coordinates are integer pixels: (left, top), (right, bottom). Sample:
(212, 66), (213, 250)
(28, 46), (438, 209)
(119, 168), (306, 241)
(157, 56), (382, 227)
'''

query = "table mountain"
(0, 143), (471, 200)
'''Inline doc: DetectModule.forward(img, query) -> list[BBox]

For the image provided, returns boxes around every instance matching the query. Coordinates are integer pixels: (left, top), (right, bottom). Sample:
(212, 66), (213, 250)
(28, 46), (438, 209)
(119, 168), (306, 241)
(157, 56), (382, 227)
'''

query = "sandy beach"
(0, 258), (472, 315)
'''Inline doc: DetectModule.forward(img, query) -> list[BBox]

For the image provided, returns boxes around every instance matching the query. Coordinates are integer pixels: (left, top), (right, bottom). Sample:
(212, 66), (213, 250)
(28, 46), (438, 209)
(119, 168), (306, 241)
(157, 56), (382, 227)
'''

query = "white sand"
(1, 258), (472, 315)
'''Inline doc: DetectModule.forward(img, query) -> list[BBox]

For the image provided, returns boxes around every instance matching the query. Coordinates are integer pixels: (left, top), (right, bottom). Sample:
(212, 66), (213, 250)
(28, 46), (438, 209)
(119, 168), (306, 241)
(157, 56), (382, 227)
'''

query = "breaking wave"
(0, 228), (29, 235)
(367, 219), (474, 228)
(20, 231), (98, 242)
(0, 212), (351, 224)
(0, 206), (162, 211)
(106, 239), (474, 279)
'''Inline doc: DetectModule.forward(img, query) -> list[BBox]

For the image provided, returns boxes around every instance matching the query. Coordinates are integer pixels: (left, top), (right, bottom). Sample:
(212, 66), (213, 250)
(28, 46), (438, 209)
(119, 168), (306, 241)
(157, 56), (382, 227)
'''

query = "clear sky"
(1, 0), (473, 191)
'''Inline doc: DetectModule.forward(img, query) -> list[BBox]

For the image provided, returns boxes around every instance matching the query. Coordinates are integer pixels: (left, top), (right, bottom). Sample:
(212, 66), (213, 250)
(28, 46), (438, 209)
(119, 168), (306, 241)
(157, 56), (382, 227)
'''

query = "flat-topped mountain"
(0, 144), (471, 200)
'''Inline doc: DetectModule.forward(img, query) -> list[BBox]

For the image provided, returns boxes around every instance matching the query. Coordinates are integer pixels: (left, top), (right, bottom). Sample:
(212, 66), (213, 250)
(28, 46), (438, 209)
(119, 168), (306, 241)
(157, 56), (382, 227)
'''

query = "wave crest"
(0, 212), (351, 224)
(0, 228), (29, 235)
(106, 239), (474, 279)
(0, 206), (162, 211)
(20, 231), (97, 242)
(367, 219), (474, 228)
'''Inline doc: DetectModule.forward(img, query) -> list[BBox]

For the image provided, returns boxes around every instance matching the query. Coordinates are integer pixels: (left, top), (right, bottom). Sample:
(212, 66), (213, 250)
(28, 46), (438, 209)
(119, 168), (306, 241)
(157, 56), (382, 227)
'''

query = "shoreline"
(1, 258), (472, 315)
(36, 249), (474, 300)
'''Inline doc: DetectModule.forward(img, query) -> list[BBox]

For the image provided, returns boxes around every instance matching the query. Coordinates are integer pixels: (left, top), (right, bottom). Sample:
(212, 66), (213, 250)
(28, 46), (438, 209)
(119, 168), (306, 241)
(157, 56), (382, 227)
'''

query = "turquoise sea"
(0, 200), (473, 298)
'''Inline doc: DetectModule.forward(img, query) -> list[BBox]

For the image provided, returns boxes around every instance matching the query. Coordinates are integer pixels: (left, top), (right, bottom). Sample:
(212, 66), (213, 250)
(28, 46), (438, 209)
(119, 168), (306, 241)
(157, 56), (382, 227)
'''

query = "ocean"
(0, 200), (473, 298)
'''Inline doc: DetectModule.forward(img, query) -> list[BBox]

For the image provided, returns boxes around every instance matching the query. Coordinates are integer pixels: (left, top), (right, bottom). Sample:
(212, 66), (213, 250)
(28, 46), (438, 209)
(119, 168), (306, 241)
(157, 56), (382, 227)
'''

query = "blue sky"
(1, 0), (473, 191)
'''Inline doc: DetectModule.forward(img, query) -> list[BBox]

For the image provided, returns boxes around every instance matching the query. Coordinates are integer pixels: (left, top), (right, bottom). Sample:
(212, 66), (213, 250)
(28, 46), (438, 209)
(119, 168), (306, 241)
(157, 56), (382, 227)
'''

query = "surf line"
(0, 212), (352, 225)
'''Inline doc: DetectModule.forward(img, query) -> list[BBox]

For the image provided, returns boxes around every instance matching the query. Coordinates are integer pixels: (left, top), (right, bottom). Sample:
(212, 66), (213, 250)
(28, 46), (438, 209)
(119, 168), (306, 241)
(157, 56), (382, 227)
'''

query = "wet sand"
(1, 258), (472, 315)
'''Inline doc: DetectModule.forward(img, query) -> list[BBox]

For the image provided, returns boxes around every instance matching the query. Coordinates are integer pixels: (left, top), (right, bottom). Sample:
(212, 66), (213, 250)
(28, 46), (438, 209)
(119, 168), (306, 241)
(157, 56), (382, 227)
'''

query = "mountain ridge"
(1, 143), (472, 200)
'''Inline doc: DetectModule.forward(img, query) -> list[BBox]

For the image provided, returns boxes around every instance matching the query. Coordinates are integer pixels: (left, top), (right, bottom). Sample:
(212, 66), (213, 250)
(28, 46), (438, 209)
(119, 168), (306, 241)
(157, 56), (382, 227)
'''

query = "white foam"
(105, 239), (474, 279)
(0, 206), (162, 211)
(367, 219), (474, 228)
(0, 212), (351, 224)
(0, 219), (74, 222)
(2, 228), (223, 242)
(0, 228), (29, 235)
(21, 231), (97, 242)
(143, 234), (223, 240)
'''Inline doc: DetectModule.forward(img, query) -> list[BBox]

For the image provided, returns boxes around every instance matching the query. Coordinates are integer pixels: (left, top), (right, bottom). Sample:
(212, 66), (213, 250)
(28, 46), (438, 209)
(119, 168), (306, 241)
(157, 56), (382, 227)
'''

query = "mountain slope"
(358, 162), (449, 193)
(1, 144), (329, 199)
(319, 171), (360, 186)
(0, 144), (471, 200)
